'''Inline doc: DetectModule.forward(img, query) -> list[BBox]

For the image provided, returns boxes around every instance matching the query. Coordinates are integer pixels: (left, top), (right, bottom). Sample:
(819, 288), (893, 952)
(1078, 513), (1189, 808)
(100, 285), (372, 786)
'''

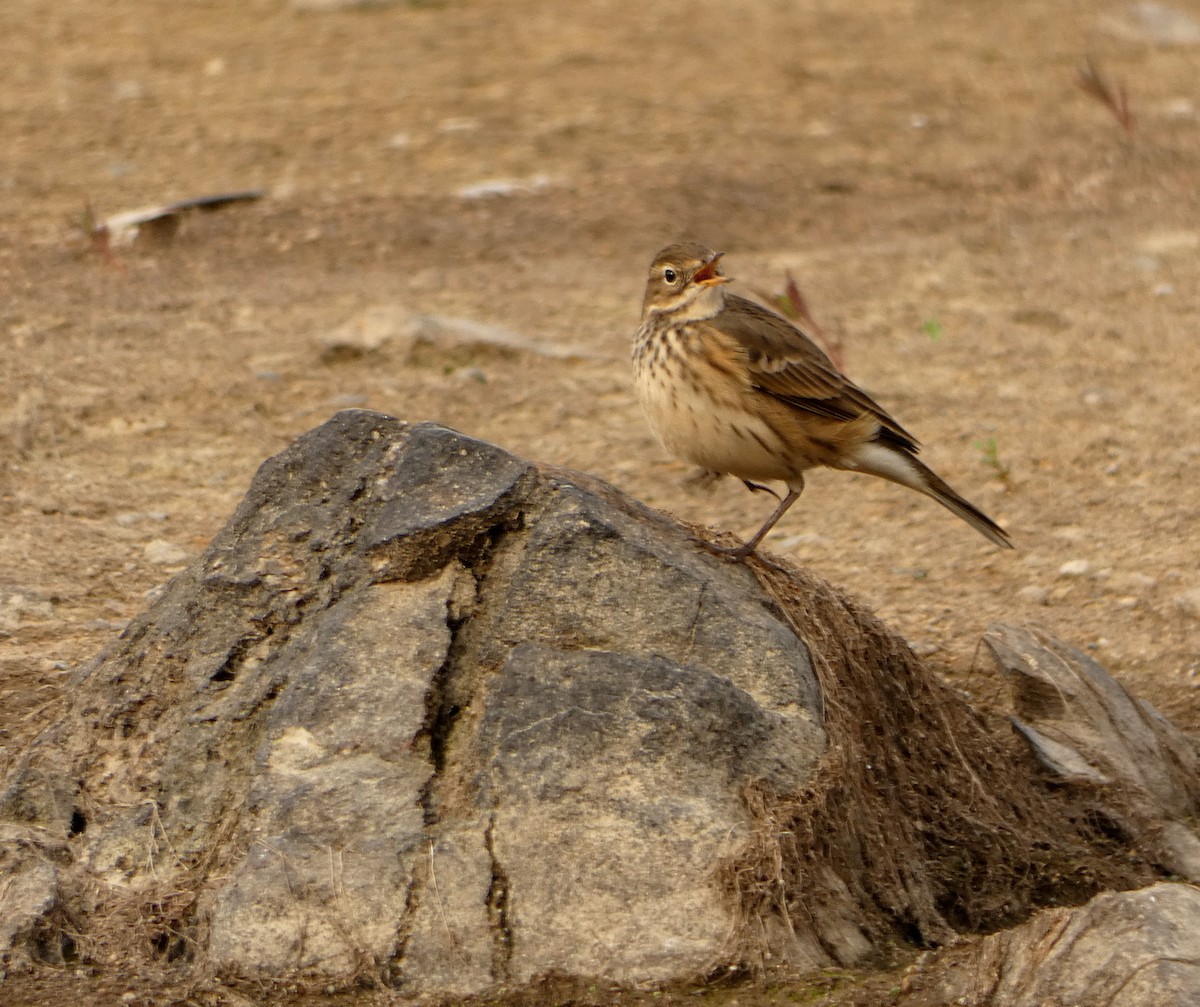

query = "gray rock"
(0, 832), (62, 966)
(927, 883), (1200, 1006)
(986, 623), (1200, 880)
(318, 306), (602, 364)
(4, 415), (1181, 997)
(0, 412), (826, 990)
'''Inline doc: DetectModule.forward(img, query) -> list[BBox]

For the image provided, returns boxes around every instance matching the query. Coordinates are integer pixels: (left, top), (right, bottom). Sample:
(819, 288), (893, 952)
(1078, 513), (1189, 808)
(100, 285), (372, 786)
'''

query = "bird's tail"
(847, 441), (1013, 549)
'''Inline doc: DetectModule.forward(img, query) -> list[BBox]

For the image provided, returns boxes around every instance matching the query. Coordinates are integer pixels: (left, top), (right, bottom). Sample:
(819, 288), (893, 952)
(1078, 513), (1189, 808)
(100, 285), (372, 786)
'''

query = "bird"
(631, 242), (1013, 557)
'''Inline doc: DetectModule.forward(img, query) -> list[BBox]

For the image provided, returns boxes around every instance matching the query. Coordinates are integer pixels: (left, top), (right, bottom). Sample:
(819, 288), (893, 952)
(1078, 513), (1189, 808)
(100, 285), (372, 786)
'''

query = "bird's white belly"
(636, 365), (798, 483)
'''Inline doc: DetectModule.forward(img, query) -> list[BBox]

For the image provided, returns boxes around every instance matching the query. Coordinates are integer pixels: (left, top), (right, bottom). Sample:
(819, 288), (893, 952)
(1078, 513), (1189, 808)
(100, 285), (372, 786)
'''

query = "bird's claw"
(741, 479), (782, 500)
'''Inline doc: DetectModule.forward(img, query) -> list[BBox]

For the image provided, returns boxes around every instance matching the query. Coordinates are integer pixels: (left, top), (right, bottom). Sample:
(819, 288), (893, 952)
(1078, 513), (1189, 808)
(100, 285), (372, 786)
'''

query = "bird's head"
(641, 243), (732, 320)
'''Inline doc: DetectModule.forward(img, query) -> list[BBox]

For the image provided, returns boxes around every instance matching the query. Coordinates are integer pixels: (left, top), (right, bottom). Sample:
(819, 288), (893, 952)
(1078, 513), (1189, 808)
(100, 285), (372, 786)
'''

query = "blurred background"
(2, 0), (1199, 750)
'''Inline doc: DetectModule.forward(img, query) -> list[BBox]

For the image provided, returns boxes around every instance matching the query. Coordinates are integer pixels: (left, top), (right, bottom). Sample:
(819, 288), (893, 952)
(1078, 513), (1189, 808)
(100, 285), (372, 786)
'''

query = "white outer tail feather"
(848, 442), (1012, 549)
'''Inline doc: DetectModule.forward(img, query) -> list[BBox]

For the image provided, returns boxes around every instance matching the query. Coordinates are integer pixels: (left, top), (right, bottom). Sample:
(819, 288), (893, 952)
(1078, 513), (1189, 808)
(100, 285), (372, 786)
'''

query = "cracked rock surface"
(926, 883), (1200, 1007)
(0, 411), (825, 992)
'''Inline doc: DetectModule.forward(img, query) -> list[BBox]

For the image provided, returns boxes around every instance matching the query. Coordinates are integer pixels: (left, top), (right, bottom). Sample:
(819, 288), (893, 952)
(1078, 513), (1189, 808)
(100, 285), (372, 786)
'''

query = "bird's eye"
(663, 267), (678, 284)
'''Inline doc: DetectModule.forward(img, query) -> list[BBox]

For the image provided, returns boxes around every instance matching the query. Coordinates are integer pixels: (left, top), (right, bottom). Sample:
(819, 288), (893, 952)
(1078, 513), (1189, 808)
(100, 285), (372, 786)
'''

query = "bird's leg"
(704, 482), (804, 559)
(741, 479), (782, 500)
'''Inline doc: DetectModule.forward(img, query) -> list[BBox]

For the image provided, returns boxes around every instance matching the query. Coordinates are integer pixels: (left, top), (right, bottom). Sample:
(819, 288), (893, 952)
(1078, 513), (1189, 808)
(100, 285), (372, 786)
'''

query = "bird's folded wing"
(719, 295), (921, 452)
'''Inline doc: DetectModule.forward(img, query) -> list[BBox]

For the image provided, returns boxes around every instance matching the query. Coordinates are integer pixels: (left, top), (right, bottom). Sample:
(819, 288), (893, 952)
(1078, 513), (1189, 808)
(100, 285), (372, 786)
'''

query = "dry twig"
(1076, 57), (1135, 139)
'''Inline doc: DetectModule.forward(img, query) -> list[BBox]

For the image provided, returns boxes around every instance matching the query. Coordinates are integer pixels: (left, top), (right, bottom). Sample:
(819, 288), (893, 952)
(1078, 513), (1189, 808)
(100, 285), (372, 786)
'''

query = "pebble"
(1111, 571), (1157, 594)
(2, 592), (55, 618)
(116, 511), (169, 528)
(1101, 2), (1200, 45)
(1058, 559), (1093, 578)
(457, 175), (550, 199)
(437, 117), (481, 133)
(143, 539), (189, 566)
(1137, 229), (1200, 255)
(0, 592), (55, 631)
(1163, 96), (1195, 118)
(1174, 588), (1200, 620)
(1018, 585), (1051, 605)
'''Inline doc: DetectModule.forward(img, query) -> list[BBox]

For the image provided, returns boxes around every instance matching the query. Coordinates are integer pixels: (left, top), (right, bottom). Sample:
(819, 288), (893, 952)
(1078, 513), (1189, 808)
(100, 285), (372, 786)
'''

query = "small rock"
(319, 306), (603, 364)
(1058, 559), (1093, 578)
(1081, 388), (1114, 407)
(456, 174), (552, 199)
(143, 539), (189, 566)
(1112, 571), (1157, 594)
(0, 592), (55, 631)
(116, 511), (169, 528)
(113, 80), (144, 102)
(770, 532), (827, 550)
(4, 592), (55, 619)
(928, 883), (1200, 1005)
(319, 305), (404, 361)
(436, 117), (481, 134)
(1173, 588), (1200, 620)
(1137, 229), (1200, 256)
(1017, 585), (1050, 606)
(1163, 96), (1196, 117)
(1102, 2), (1200, 45)
(1051, 525), (1088, 542)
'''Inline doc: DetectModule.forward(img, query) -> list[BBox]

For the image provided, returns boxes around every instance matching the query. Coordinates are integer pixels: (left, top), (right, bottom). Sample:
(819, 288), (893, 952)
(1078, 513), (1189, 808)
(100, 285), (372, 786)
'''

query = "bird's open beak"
(692, 253), (731, 286)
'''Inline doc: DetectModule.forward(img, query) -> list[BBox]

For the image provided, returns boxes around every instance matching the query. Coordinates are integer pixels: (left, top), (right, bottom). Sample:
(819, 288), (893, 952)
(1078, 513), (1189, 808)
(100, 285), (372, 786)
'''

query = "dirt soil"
(1, 0), (1198, 1003)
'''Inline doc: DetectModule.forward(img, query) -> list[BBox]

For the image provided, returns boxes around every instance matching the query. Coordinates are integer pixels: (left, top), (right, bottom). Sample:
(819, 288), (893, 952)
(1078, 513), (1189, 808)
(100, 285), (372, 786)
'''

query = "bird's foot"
(694, 536), (757, 560)
(741, 479), (782, 500)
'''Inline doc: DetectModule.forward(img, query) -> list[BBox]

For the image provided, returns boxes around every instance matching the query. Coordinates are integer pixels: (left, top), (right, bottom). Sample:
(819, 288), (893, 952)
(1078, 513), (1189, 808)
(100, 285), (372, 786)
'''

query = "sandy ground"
(1, 0), (1199, 1002)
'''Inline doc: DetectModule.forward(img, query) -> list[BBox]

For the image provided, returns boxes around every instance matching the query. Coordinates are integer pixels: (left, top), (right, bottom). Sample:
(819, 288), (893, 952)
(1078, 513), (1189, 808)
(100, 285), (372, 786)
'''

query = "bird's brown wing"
(718, 294), (921, 453)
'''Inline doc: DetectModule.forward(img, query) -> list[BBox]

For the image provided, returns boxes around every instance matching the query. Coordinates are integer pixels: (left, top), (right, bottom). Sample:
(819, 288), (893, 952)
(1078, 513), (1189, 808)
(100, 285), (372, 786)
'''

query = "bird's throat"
(662, 284), (726, 326)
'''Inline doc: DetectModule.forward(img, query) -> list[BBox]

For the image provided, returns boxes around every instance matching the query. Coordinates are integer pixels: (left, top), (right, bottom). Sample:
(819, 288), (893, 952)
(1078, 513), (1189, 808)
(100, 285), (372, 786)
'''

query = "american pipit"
(632, 242), (1013, 557)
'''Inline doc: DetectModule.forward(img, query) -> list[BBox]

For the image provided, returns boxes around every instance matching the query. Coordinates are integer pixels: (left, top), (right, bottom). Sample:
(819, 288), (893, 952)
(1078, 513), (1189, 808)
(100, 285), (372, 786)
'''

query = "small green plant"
(921, 318), (943, 341)
(974, 435), (1011, 484)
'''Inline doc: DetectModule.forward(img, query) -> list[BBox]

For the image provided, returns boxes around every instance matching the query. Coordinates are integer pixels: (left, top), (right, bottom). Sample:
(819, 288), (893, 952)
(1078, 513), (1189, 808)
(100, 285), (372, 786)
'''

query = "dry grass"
(713, 554), (1156, 969)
